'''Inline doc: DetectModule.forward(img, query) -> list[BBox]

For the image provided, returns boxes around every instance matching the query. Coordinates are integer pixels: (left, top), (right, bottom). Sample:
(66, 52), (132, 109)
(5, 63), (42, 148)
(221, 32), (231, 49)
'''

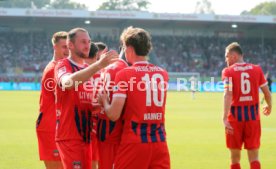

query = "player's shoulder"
(155, 64), (168, 74)
(221, 66), (232, 78)
(222, 67), (229, 73)
(113, 64), (134, 79)
(55, 58), (70, 69)
(105, 60), (127, 71)
(113, 60), (129, 72)
(44, 60), (55, 71)
(56, 58), (69, 65)
(243, 63), (263, 73)
(250, 63), (262, 70)
(149, 64), (168, 77)
(42, 60), (56, 76)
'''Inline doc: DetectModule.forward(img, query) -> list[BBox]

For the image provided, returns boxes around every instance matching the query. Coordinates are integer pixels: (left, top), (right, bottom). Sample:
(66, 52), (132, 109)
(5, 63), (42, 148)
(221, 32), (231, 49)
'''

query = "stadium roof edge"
(0, 8), (276, 24)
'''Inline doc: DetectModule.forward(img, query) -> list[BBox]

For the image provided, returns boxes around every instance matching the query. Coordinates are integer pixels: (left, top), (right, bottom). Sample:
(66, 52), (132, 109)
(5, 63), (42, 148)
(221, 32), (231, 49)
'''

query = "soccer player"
(98, 26), (170, 169)
(95, 42), (108, 58)
(222, 42), (272, 169)
(36, 31), (68, 169)
(189, 76), (197, 99)
(54, 28), (118, 169)
(85, 42), (100, 169)
(85, 42), (99, 65)
(97, 45), (128, 169)
(86, 42), (110, 169)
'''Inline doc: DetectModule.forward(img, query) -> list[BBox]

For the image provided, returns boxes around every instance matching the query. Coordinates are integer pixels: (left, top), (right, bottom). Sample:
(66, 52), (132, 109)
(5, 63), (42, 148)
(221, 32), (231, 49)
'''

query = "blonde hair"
(226, 42), (243, 55)
(51, 31), (68, 45)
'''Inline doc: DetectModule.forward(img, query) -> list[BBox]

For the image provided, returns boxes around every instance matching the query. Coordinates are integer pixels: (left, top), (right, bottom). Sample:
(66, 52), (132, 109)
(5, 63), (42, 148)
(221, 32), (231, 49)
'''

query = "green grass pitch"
(0, 91), (275, 169)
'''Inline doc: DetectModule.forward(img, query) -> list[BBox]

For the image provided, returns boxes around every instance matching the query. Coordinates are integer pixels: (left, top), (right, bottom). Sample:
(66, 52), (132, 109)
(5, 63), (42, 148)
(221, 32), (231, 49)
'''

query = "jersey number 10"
(142, 73), (165, 107)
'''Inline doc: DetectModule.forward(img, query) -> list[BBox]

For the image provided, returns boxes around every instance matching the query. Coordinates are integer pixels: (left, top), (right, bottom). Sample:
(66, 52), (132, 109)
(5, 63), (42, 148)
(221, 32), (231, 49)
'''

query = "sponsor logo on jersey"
(57, 66), (67, 78)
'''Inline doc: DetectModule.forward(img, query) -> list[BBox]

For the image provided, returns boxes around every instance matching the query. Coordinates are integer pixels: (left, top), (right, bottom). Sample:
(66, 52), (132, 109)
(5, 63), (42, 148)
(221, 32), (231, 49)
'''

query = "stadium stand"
(0, 9), (276, 85)
(0, 32), (275, 82)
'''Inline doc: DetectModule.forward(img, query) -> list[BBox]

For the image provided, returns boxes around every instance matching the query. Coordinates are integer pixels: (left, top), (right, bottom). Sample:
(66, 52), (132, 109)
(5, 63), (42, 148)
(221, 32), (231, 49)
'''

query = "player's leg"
(37, 132), (63, 169)
(44, 161), (63, 169)
(229, 149), (241, 169)
(226, 122), (244, 169)
(98, 141), (119, 169)
(91, 138), (99, 169)
(114, 143), (150, 169)
(247, 149), (260, 169)
(191, 91), (195, 99)
(245, 121), (261, 169)
(56, 140), (92, 169)
(149, 142), (170, 169)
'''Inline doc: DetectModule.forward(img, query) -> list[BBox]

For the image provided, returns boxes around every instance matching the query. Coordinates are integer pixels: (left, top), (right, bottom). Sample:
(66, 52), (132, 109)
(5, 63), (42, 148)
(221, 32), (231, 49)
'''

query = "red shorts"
(226, 120), (261, 150)
(56, 140), (92, 169)
(114, 142), (170, 169)
(36, 131), (61, 161)
(98, 141), (119, 169)
(91, 138), (99, 161)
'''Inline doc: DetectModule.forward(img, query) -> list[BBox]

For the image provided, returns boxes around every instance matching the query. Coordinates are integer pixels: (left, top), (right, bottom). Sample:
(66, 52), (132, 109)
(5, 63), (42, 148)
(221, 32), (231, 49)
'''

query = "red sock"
(231, 163), (241, 169)
(250, 161), (261, 169)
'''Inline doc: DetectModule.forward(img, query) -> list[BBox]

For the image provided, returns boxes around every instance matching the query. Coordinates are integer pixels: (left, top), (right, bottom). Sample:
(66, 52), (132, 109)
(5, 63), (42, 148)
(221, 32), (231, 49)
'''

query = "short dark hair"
(95, 42), (107, 51)
(120, 26), (152, 56)
(67, 27), (88, 42)
(226, 42), (243, 55)
(51, 31), (67, 45)
(89, 43), (99, 59)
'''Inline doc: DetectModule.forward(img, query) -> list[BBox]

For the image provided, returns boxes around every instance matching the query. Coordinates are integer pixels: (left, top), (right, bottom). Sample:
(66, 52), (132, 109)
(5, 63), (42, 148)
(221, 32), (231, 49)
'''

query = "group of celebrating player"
(36, 27), (170, 169)
(36, 26), (272, 169)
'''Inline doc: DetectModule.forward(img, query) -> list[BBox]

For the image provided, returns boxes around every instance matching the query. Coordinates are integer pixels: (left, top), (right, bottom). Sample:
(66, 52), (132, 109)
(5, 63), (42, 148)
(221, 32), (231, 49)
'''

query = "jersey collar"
(118, 59), (129, 67)
(133, 61), (149, 65)
(234, 62), (246, 65)
(68, 58), (86, 68)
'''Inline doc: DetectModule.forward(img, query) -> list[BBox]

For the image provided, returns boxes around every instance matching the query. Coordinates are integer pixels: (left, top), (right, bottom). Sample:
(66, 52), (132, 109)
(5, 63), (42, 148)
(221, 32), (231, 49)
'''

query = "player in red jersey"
(36, 31), (68, 169)
(98, 26), (170, 169)
(97, 46), (128, 169)
(222, 42), (272, 169)
(54, 28), (118, 169)
(95, 42), (108, 58)
(85, 42), (104, 169)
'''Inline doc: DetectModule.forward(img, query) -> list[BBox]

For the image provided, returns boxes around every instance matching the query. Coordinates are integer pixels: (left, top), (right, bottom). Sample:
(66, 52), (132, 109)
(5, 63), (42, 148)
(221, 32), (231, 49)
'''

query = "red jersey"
(113, 61), (169, 144)
(37, 60), (57, 132)
(91, 71), (102, 115)
(91, 71), (102, 138)
(97, 59), (128, 143)
(55, 58), (93, 143)
(222, 63), (267, 122)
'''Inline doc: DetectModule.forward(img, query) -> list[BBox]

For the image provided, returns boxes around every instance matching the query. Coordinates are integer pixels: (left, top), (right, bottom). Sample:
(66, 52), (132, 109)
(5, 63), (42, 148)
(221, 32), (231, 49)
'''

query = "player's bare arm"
(98, 91), (126, 121)
(223, 87), (233, 134)
(260, 85), (272, 116)
(61, 50), (119, 89)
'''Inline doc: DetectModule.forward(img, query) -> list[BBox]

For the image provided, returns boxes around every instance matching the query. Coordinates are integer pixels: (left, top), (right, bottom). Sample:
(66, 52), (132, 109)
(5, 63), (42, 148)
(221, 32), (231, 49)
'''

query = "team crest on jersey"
(53, 149), (59, 157)
(57, 66), (66, 78)
(73, 161), (81, 169)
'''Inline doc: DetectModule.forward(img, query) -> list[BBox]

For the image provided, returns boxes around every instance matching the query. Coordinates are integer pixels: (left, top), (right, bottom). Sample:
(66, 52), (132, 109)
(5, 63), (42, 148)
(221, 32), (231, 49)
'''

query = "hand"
(98, 50), (119, 68)
(98, 90), (109, 107)
(223, 119), (233, 135)
(262, 105), (272, 116)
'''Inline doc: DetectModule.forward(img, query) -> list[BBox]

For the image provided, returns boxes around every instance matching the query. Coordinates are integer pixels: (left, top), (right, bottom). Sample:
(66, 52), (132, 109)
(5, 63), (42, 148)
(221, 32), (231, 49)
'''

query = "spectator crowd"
(0, 31), (275, 82)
